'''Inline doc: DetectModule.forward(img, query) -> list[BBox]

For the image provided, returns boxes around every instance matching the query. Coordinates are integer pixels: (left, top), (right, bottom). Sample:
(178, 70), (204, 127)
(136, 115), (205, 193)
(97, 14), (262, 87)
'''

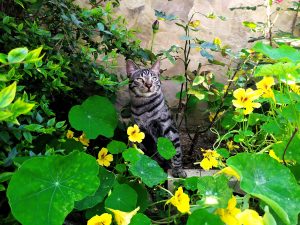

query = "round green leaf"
(129, 213), (151, 225)
(187, 209), (224, 225)
(157, 137), (176, 160)
(105, 184), (137, 211)
(227, 153), (300, 225)
(128, 182), (150, 212)
(184, 176), (200, 191)
(197, 175), (232, 208)
(8, 47), (28, 63)
(68, 96), (117, 139)
(7, 151), (100, 225)
(107, 140), (127, 154)
(75, 166), (115, 210)
(129, 154), (167, 187)
(122, 148), (142, 163)
(115, 164), (127, 173)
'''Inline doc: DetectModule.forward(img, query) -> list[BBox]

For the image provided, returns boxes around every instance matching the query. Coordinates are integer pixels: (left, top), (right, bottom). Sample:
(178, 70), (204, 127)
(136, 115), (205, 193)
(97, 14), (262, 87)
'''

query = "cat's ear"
(150, 60), (160, 75)
(126, 60), (140, 77)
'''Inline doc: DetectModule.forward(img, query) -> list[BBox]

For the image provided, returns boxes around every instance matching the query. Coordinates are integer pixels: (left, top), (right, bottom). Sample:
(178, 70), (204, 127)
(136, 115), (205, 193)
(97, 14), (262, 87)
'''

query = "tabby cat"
(126, 60), (186, 178)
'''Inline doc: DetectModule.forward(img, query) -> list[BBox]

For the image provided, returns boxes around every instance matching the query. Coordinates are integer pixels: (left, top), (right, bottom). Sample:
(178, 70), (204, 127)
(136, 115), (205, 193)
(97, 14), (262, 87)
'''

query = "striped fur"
(126, 60), (186, 178)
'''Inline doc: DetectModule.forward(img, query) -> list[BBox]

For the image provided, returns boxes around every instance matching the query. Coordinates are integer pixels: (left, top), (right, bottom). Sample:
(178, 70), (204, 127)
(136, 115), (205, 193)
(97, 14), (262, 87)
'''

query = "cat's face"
(126, 60), (161, 97)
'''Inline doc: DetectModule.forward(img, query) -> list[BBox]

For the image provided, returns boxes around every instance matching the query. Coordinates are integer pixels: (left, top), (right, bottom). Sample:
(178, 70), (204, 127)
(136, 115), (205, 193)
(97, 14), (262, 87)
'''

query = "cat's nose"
(145, 82), (152, 88)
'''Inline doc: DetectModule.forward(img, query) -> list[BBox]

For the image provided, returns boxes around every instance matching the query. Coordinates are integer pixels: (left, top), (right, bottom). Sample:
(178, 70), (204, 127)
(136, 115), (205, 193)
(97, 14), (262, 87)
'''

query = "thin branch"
(282, 127), (298, 165)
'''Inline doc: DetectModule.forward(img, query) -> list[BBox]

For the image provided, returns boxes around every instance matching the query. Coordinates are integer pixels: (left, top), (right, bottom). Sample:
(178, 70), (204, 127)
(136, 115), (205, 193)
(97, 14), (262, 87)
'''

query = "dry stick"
(189, 63), (242, 153)
(291, 4), (300, 36)
(282, 127), (298, 166)
(266, 0), (273, 46)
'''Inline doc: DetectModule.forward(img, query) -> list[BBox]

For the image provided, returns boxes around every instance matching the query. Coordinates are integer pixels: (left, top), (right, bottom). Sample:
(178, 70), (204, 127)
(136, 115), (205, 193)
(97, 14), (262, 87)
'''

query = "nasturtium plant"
(187, 209), (224, 225)
(122, 148), (142, 163)
(197, 175), (232, 208)
(129, 213), (152, 225)
(107, 140), (127, 154)
(227, 153), (300, 225)
(157, 137), (176, 160)
(253, 42), (300, 63)
(68, 95), (118, 139)
(7, 151), (100, 225)
(105, 184), (138, 212)
(75, 166), (115, 210)
(272, 135), (300, 164)
(129, 154), (168, 187)
(128, 182), (150, 213)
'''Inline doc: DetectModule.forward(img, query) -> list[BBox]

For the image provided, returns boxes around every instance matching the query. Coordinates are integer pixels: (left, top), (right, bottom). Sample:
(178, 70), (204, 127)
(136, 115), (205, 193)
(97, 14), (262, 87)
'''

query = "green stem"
(150, 32), (156, 53)
(158, 185), (173, 196)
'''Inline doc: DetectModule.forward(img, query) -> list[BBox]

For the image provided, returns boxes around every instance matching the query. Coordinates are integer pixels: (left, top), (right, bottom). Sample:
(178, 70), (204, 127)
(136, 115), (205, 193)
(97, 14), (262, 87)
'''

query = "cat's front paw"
(171, 168), (187, 178)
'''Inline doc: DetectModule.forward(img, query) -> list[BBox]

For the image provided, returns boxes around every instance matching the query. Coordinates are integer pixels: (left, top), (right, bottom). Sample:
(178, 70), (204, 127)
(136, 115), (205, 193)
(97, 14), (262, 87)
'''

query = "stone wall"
(75, 0), (297, 125)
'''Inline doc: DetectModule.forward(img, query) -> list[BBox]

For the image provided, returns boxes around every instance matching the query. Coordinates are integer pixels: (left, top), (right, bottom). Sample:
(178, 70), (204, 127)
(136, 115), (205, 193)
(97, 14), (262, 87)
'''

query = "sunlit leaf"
(227, 153), (300, 225)
(7, 151), (100, 225)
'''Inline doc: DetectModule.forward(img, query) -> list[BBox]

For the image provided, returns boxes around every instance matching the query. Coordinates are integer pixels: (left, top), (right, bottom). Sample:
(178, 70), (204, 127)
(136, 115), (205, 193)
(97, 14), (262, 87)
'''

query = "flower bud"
(152, 20), (159, 33)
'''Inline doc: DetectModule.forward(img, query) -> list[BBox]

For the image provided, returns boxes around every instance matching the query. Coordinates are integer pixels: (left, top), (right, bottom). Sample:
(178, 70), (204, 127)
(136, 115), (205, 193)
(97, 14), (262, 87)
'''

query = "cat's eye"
(135, 78), (144, 82)
(152, 77), (158, 81)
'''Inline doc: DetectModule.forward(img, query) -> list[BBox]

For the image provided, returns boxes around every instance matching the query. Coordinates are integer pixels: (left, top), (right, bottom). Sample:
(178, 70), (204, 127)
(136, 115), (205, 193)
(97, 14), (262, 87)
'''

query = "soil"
(179, 123), (218, 169)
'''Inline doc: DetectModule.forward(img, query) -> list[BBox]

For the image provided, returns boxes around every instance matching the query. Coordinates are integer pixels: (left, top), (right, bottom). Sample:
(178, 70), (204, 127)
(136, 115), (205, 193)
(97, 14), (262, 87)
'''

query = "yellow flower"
(256, 76), (275, 100)
(166, 187), (190, 214)
(200, 158), (214, 170)
(217, 167), (240, 181)
(97, 148), (113, 167)
(226, 140), (239, 151)
(66, 130), (74, 139)
(214, 37), (222, 46)
(108, 207), (140, 225)
(198, 148), (220, 171)
(216, 196), (241, 225)
(127, 124), (145, 143)
(232, 88), (261, 115)
(87, 213), (112, 225)
(289, 84), (300, 94)
(189, 20), (201, 28)
(236, 209), (264, 225)
(79, 133), (89, 146)
(269, 150), (282, 163)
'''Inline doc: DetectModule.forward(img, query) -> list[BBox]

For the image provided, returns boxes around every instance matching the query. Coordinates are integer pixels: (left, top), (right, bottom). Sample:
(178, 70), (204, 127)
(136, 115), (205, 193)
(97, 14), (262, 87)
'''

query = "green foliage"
(107, 140), (127, 154)
(128, 154), (168, 187)
(227, 153), (300, 225)
(130, 213), (152, 225)
(75, 166), (115, 210)
(2, 1), (300, 225)
(197, 175), (232, 208)
(157, 137), (177, 160)
(68, 95), (118, 139)
(253, 42), (300, 63)
(105, 184), (138, 211)
(187, 209), (224, 225)
(7, 151), (100, 225)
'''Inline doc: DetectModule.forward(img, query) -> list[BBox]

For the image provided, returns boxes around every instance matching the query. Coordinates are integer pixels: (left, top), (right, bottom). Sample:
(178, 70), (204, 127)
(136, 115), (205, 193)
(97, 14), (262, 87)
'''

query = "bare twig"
(291, 4), (300, 36)
(282, 127), (298, 165)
